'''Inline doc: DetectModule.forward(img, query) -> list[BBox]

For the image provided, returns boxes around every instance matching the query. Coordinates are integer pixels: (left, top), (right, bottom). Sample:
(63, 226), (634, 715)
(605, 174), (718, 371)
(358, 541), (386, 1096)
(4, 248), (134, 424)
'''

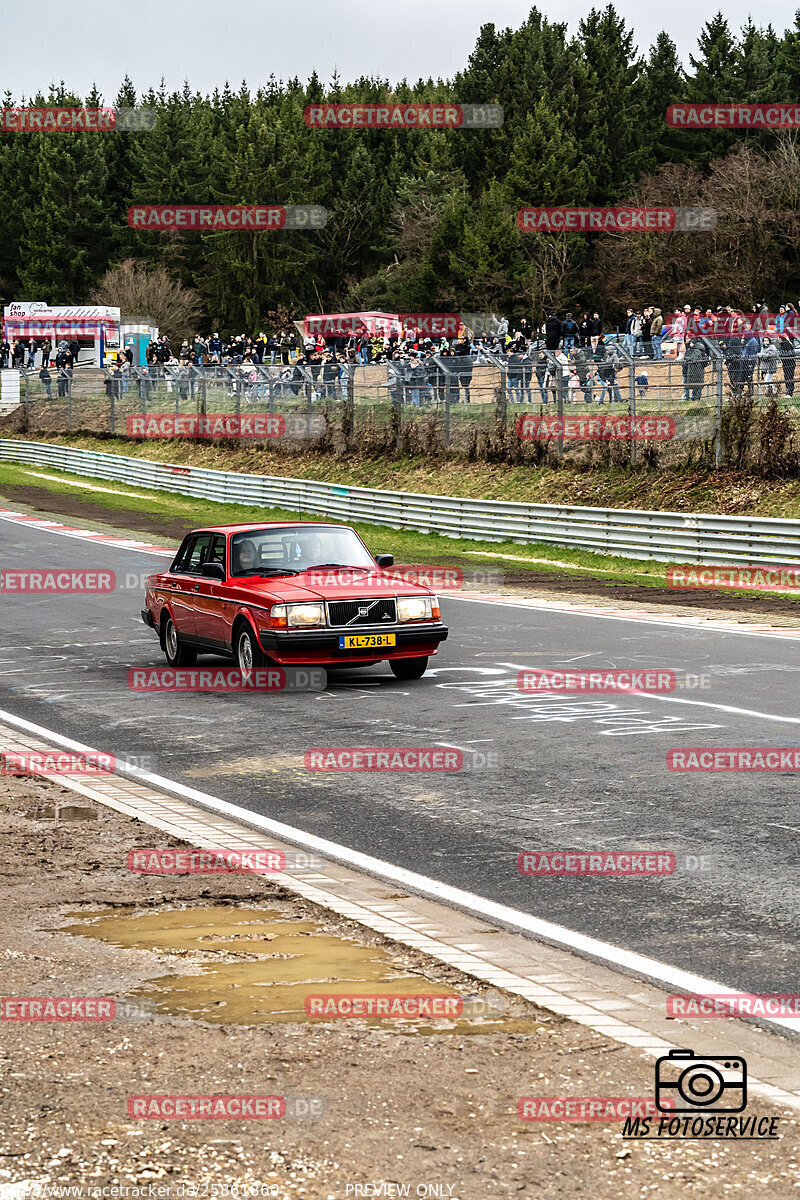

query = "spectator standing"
(650, 308), (664, 360)
(520, 348), (533, 404)
(758, 338), (779, 397)
(624, 309), (635, 356)
(779, 329), (797, 398)
(630, 310), (644, 357)
(568, 367), (581, 403)
(683, 339), (707, 404)
(597, 345), (623, 405)
(535, 352), (549, 404)
(573, 344), (593, 403)
(641, 309), (653, 359)
(673, 306), (690, 359)
(280, 330), (293, 365)
(39, 364), (52, 398)
(723, 334), (744, 397)
(578, 313), (591, 347)
(590, 311), (603, 353)
(544, 313), (562, 351)
(507, 350), (523, 403)
(741, 328), (760, 396)
(453, 335), (473, 403)
(561, 313), (579, 353)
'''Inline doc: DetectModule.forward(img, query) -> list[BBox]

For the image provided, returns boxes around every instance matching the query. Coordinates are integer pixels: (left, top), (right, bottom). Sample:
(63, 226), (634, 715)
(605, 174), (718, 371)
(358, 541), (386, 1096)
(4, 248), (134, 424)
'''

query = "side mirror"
(201, 562), (226, 581)
(375, 554), (394, 568)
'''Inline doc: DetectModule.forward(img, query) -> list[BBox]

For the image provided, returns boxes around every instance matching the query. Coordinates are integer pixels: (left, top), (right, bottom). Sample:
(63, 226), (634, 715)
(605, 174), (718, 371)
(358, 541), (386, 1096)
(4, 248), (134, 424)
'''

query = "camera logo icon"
(655, 1049), (747, 1113)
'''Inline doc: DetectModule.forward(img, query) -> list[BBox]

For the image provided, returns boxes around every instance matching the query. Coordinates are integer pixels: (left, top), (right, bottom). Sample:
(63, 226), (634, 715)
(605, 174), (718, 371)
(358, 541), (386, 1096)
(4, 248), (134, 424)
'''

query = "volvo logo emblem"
(358, 606), (369, 616)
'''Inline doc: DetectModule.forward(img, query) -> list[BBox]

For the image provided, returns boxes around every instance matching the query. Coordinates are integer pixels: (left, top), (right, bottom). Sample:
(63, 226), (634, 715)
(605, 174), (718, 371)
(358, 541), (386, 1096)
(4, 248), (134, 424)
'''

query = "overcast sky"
(4, 0), (790, 101)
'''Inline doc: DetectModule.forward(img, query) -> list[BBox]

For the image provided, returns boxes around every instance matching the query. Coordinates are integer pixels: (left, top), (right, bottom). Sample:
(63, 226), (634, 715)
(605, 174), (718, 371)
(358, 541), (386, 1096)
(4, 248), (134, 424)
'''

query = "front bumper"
(255, 622), (448, 664)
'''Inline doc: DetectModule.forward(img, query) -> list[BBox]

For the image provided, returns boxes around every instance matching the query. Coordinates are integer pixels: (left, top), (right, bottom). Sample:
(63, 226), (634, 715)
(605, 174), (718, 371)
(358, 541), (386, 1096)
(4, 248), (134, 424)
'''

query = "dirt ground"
(1, 770), (799, 1199)
(3, 480), (800, 623)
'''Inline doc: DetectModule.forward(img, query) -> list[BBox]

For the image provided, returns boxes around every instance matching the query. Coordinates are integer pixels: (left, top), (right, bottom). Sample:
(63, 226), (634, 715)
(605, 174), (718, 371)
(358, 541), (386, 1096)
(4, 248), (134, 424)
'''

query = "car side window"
(170, 535), (194, 574)
(183, 534), (213, 575)
(208, 535), (226, 570)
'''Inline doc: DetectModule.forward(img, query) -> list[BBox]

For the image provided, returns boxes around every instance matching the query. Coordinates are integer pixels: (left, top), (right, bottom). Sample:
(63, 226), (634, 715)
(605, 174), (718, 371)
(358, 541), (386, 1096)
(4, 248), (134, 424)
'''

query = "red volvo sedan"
(141, 522), (448, 681)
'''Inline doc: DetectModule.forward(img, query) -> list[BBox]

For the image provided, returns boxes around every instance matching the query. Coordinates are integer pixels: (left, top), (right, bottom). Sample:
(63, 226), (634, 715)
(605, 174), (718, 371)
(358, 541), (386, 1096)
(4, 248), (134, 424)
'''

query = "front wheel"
(235, 624), (266, 679)
(163, 616), (197, 667)
(389, 656), (428, 681)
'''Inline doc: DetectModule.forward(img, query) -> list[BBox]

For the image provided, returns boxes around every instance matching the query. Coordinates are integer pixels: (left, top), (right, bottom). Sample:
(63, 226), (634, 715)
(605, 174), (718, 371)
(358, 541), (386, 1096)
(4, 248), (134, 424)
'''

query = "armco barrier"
(1, 438), (799, 566)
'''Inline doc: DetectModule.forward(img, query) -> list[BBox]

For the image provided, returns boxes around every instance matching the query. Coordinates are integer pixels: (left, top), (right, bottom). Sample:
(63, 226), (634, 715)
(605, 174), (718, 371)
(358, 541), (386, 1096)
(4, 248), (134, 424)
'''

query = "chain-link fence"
(4, 342), (800, 469)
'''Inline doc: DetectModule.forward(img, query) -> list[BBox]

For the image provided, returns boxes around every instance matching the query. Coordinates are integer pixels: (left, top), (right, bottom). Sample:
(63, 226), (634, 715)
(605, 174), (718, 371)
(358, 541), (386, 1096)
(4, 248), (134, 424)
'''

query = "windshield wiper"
(234, 568), (300, 577)
(307, 563), (372, 571)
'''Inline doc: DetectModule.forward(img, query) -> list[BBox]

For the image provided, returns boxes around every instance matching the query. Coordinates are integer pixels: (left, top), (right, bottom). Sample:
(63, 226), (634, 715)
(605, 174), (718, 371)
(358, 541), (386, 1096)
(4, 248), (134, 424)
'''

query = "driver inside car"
(234, 539), (258, 573)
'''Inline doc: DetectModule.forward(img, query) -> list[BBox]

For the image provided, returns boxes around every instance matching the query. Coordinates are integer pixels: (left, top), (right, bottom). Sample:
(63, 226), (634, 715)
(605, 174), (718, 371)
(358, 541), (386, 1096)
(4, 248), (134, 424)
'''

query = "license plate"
(339, 633), (397, 650)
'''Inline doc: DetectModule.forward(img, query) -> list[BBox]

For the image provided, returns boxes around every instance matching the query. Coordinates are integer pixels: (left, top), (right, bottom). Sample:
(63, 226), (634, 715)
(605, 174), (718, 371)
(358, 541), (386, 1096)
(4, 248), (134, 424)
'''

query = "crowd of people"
(5, 301), (800, 406)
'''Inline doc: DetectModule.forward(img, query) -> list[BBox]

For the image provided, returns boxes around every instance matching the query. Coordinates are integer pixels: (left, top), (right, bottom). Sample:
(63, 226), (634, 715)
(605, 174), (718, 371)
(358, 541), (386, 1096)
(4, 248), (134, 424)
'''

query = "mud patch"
(63, 904), (525, 1033)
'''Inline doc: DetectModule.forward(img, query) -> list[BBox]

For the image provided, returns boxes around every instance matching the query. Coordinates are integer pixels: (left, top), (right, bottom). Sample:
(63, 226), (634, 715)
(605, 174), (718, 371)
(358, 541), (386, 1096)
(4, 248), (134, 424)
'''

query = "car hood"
(227, 569), (437, 605)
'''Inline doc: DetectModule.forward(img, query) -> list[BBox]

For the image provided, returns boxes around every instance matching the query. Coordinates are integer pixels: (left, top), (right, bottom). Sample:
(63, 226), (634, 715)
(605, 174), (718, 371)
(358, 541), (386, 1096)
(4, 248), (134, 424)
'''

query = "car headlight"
(276, 602), (326, 628)
(397, 595), (439, 623)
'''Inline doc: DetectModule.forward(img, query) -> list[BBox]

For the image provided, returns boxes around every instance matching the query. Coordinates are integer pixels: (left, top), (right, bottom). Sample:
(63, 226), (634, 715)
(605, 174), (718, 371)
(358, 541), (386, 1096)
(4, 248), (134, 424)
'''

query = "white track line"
(0, 702), (797, 1040)
(446, 593), (800, 641)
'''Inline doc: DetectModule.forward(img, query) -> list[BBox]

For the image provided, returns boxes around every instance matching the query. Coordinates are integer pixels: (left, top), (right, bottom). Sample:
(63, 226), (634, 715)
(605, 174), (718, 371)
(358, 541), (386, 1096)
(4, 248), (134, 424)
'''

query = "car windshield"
(230, 526), (376, 577)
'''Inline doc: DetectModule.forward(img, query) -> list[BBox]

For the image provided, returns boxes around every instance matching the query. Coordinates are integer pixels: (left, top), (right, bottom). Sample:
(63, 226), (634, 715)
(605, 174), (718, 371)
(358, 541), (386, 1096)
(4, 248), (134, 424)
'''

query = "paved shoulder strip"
(1, 707), (800, 1112)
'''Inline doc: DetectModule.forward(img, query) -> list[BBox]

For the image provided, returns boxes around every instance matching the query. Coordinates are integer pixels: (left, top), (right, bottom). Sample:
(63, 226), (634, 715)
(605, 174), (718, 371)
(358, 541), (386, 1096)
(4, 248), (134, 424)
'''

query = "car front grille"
(327, 598), (397, 627)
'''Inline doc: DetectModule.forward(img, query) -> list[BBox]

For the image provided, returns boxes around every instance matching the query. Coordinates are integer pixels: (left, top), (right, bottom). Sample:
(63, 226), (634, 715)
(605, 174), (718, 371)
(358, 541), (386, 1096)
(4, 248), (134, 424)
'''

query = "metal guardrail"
(1, 438), (798, 566)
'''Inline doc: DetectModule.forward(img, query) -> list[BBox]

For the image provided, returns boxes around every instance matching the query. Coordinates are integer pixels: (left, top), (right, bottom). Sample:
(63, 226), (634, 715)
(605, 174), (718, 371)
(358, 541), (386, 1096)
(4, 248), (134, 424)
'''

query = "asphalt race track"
(3, 514), (800, 998)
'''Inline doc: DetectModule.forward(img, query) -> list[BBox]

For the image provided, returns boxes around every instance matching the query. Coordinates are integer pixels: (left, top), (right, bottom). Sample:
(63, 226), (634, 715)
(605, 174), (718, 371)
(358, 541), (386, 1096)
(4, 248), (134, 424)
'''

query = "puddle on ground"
(63, 905), (544, 1034)
(26, 804), (98, 822)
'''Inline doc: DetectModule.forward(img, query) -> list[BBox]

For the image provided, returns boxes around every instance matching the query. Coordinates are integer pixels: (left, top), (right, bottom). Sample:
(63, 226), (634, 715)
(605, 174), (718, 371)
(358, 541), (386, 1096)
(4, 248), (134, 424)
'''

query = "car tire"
(389, 656), (429, 681)
(235, 624), (266, 679)
(163, 615), (197, 667)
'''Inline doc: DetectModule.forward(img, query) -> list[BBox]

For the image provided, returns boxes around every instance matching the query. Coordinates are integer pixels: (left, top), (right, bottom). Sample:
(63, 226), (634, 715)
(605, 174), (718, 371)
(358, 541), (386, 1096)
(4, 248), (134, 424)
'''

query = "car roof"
(186, 521), (345, 535)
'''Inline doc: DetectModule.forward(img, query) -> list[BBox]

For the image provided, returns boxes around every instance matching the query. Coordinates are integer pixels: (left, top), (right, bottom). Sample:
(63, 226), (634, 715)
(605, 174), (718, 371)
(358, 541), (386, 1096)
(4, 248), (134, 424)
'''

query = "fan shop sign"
(3, 303), (120, 340)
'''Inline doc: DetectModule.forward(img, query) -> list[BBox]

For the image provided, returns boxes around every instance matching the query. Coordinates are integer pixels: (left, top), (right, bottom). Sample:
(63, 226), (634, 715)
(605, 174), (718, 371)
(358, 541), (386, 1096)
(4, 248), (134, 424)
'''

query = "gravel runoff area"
(1, 768), (799, 1199)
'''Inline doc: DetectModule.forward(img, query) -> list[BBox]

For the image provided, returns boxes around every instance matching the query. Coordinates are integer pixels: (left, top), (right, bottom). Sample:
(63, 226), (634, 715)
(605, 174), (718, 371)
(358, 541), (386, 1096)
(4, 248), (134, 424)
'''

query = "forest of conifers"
(4, 7), (800, 335)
